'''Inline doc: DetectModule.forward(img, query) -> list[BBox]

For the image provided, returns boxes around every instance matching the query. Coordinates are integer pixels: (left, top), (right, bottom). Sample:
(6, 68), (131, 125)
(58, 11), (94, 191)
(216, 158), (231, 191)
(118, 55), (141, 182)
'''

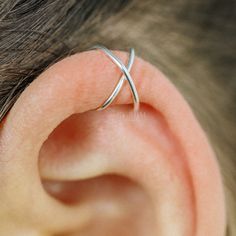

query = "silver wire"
(91, 45), (140, 111)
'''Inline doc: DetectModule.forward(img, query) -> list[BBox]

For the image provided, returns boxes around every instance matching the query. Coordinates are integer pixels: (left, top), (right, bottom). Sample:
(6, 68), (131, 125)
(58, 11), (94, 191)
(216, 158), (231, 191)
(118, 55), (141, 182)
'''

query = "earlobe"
(0, 50), (226, 236)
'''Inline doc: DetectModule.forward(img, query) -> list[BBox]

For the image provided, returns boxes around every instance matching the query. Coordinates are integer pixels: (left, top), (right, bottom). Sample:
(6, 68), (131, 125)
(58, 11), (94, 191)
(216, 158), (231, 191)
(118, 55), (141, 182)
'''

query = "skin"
(0, 50), (226, 236)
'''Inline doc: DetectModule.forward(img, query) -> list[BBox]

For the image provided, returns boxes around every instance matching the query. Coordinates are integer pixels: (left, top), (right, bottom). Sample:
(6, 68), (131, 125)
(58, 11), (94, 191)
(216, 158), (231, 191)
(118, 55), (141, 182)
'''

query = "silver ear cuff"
(91, 45), (140, 111)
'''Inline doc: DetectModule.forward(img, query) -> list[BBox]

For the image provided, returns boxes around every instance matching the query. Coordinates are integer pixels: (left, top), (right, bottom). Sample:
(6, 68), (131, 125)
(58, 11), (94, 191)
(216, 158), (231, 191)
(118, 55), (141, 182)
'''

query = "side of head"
(0, 1), (235, 235)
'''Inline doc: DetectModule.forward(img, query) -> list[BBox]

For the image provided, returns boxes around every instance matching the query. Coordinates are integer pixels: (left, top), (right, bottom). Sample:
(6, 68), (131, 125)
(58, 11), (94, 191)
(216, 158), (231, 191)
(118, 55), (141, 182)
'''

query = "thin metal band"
(91, 45), (140, 111)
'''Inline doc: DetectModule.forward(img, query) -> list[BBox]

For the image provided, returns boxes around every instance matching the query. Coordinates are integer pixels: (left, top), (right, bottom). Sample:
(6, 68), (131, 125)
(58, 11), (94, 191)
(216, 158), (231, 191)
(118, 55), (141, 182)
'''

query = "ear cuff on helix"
(91, 45), (140, 111)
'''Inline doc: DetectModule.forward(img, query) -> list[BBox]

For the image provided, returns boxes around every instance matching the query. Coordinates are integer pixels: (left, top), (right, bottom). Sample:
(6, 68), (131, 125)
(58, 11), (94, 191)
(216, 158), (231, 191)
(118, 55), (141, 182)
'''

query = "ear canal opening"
(42, 174), (150, 206)
(42, 175), (157, 236)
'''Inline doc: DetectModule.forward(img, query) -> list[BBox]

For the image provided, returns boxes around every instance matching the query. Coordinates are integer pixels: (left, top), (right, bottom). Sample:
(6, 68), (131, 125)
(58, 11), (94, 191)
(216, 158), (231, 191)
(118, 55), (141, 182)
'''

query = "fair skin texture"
(0, 50), (226, 236)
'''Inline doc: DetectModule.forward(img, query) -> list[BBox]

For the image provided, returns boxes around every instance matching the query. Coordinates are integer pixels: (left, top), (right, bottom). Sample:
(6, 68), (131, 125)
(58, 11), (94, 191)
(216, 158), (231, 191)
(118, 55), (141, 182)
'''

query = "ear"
(0, 50), (226, 236)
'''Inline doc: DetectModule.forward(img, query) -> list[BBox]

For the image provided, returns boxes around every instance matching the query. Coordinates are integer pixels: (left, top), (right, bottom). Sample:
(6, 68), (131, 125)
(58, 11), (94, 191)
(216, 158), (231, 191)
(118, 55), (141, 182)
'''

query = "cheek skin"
(0, 50), (226, 236)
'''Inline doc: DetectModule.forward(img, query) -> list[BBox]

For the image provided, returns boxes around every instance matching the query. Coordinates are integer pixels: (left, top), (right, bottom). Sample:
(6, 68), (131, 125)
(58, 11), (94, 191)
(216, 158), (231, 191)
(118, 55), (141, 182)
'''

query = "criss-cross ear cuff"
(92, 45), (139, 111)
(0, 47), (226, 236)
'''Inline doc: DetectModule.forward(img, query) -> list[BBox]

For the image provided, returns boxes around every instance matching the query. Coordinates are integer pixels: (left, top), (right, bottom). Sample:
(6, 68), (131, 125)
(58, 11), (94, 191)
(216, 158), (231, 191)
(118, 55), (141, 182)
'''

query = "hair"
(0, 0), (235, 234)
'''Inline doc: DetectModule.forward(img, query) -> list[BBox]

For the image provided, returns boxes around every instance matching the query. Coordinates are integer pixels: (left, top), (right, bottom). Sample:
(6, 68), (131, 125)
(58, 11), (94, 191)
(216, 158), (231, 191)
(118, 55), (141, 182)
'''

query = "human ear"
(0, 50), (226, 236)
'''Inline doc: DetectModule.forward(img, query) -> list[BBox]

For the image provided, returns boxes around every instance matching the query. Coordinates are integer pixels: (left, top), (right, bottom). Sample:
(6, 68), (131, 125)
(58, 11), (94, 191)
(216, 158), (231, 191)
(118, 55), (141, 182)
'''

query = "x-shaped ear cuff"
(91, 45), (140, 111)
